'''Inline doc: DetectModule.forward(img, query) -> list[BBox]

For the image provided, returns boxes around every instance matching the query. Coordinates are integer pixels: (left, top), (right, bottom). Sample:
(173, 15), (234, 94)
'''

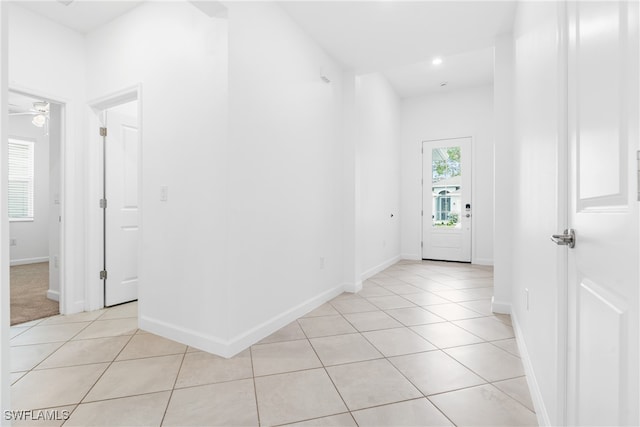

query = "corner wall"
(400, 86), (494, 264)
(356, 73), (402, 278)
(85, 2), (230, 350)
(225, 2), (346, 349)
(493, 34), (514, 311)
(8, 4), (87, 314)
(507, 2), (564, 424)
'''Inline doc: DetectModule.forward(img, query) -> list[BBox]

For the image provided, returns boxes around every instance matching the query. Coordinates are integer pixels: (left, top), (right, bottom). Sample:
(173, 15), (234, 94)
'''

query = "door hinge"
(100, 270), (107, 280)
(421, 241), (423, 248)
(421, 210), (423, 216)
(100, 198), (107, 209)
(100, 127), (107, 137)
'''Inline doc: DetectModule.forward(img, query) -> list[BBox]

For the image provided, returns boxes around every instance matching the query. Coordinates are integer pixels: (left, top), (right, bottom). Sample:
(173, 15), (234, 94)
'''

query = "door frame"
(8, 84), (68, 315)
(556, 0), (569, 423)
(420, 135), (474, 263)
(86, 84), (142, 310)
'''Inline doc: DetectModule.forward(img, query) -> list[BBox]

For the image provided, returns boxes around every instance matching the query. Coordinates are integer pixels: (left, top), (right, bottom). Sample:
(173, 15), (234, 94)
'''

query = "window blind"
(8, 139), (34, 220)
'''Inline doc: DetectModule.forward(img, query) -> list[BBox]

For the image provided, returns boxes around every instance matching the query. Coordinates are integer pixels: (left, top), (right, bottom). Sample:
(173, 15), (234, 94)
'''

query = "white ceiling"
(13, 0), (144, 34)
(279, 1), (514, 97)
(11, 0), (514, 98)
(278, 1), (515, 73)
(383, 47), (495, 98)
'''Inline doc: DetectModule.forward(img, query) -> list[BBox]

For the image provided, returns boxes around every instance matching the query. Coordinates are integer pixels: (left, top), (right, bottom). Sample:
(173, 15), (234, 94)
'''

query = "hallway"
(9, 261), (536, 426)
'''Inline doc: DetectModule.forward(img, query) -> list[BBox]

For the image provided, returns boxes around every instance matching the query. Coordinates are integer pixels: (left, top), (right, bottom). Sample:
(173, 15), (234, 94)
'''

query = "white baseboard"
(511, 311), (551, 426)
(401, 253), (421, 261)
(140, 315), (229, 356)
(46, 290), (59, 302)
(473, 258), (494, 266)
(61, 300), (85, 315)
(225, 283), (344, 356)
(361, 254), (401, 281)
(10, 256), (49, 266)
(491, 296), (512, 314)
(343, 281), (362, 294)
(140, 283), (345, 359)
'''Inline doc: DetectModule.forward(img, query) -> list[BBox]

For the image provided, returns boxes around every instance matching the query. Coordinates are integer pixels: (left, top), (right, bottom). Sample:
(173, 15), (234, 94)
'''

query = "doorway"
(96, 98), (140, 307)
(421, 137), (472, 262)
(7, 90), (62, 325)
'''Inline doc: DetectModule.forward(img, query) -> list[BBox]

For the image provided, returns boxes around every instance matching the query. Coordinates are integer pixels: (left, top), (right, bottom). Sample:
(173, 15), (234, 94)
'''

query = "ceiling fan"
(9, 101), (50, 129)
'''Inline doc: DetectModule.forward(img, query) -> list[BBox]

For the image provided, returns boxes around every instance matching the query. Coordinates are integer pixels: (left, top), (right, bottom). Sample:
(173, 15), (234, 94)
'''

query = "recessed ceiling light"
(432, 57), (443, 66)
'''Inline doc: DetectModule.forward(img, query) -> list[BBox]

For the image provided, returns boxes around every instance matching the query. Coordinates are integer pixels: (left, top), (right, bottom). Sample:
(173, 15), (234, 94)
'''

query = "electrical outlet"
(160, 186), (168, 202)
(9, 239), (17, 247)
(525, 288), (529, 311)
(320, 257), (325, 269)
(53, 255), (59, 268)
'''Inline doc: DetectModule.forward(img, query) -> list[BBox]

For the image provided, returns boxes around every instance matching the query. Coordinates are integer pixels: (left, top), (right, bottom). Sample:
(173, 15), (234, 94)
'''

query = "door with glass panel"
(422, 137), (472, 262)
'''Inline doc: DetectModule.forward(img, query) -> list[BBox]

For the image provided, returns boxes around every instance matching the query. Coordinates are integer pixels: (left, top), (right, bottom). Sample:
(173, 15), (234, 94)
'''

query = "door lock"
(551, 229), (576, 248)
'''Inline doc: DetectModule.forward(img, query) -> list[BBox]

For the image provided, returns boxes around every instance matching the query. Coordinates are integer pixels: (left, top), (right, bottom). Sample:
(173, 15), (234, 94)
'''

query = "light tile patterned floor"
(10, 261), (538, 426)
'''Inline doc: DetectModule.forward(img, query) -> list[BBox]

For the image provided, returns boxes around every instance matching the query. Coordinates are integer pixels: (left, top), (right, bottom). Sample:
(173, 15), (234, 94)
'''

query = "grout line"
(299, 318), (353, 420)
(158, 341), (189, 426)
(248, 345), (262, 426)
(270, 411), (356, 427)
(58, 306), (139, 424)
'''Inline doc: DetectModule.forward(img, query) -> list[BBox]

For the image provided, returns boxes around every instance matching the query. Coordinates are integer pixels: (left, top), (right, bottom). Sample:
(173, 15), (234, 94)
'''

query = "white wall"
(48, 104), (61, 300)
(8, 115), (49, 265)
(492, 34), (514, 312)
(1, 1), (11, 414)
(225, 1), (345, 346)
(400, 85), (494, 264)
(356, 73), (401, 277)
(8, 4), (86, 313)
(85, 2), (230, 350)
(508, 2), (563, 425)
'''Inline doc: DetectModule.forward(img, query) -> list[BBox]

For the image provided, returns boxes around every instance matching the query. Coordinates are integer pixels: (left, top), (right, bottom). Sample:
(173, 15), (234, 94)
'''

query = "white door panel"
(422, 137), (472, 262)
(566, 2), (639, 425)
(104, 108), (139, 307)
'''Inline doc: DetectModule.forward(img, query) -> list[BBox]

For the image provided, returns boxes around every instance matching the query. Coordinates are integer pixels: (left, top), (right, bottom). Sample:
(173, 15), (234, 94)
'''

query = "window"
(8, 139), (34, 221)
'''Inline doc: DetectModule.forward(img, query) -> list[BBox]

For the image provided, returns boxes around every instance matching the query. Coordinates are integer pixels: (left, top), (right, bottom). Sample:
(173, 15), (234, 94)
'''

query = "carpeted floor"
(10, 262), (59, 326)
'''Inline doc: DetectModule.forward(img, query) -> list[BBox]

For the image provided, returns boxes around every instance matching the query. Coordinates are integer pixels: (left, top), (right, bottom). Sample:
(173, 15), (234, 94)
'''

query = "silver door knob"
(551, 229), (575, 248)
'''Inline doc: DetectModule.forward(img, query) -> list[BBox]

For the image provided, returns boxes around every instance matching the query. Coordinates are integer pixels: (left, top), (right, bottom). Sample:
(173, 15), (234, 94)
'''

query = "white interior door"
(422, 137), (472, 262)
(565, 2), (639, 425)
(103, 104), (139, 307)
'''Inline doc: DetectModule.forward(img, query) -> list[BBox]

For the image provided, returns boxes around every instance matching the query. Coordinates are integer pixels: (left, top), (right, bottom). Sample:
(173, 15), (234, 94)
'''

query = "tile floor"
(9, 260), (537, 426)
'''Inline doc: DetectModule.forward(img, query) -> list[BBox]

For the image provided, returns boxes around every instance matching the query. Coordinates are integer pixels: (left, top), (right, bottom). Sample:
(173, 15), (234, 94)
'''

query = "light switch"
(160, 186), (168, 202)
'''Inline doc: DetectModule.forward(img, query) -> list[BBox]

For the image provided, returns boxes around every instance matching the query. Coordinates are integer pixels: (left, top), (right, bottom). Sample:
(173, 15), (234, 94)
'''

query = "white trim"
(140, 283), (345, 358)
(512, 311), (552, 427)
(10, 256), (48, 266)
(343, 281), (362, 294)
(490, 296), (511, 314)
(473, 257), (494, 266)
(8, 85), (68, 316)
(361, 254), (401, 281)
(401, 253), (421, 261)
(86, 84), (142, 312)
(46, 289), (59, 302)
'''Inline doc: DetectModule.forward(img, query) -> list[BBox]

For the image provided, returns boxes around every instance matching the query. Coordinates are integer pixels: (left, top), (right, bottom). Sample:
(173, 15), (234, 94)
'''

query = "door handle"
(551, 229), (575, 248)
